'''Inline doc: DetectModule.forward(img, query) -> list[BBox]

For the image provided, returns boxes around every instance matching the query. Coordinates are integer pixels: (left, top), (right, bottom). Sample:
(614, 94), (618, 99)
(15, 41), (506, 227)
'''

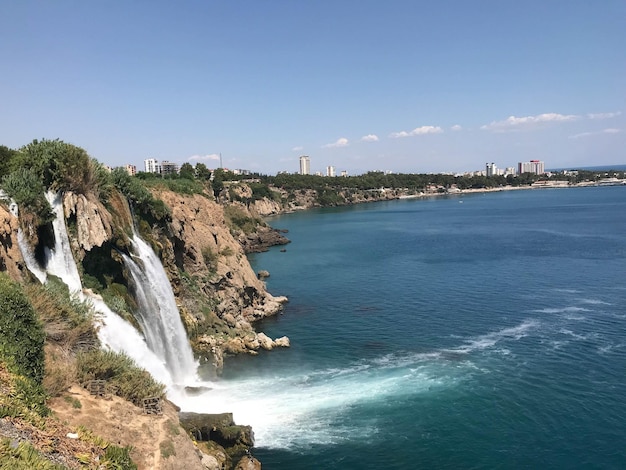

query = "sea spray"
(122, 234), (198, 385)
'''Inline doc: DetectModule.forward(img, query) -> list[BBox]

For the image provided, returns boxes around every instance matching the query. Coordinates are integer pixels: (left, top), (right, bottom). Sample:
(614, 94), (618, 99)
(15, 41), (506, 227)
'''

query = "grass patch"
(63, 395), (82, 409)
(223, 205), (261, 235)
(76, 350), (165, 406)
(159, 440), (176, 459)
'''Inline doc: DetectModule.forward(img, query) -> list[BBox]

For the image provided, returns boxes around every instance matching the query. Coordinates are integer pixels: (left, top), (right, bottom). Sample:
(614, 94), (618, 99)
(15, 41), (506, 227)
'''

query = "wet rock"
(179, 412), (254, 448)
(256, 333), (274, 351)
(274, 336), (290, 348)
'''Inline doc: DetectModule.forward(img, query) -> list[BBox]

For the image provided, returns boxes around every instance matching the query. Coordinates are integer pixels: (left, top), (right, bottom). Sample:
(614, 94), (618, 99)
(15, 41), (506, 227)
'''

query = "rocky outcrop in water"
(179, 412), (258, 469)
(240, 227), (290, 253)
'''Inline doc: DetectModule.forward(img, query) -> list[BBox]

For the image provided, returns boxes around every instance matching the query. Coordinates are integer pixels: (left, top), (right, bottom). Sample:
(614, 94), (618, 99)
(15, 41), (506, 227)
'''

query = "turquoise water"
(223, 187), (626, 469)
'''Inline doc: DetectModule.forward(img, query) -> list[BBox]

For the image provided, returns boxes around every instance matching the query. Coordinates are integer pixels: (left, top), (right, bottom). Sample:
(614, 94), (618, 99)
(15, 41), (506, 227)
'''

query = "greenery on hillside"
(0, 273), (48, 417)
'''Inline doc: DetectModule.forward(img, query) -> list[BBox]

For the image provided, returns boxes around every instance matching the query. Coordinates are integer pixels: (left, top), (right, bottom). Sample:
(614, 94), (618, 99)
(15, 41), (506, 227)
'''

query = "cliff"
(0, 204), (24, 281)
(151, 189), (288, 372)
(0, 186), (285, 469)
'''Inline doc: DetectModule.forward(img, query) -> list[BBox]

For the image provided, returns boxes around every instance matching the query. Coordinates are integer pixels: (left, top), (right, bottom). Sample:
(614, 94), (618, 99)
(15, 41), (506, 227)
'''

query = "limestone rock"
(200, 454), (220, 470)
(256, 333), (274, 351)
(235, 455), (262, 470)
(274, 336), (290, 348)
(257, 270), (270, 279)
(0, 204), (25, 281)
(63, 191), (113, 252)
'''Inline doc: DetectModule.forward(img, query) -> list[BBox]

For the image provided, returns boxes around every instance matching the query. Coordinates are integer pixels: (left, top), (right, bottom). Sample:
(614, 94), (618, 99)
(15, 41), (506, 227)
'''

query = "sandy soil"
(49, 386), (205, 470)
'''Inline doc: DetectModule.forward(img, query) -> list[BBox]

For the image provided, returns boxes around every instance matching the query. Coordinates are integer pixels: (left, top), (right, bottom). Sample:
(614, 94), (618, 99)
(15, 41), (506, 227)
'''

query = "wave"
(534, 306), (591, 314)
(445, 319), (539, 354)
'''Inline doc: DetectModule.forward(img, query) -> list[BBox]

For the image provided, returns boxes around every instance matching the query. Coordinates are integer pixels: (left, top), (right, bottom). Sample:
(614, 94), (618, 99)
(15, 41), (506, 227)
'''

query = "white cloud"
(360, 134), (379, 142)
(188, 154), (220, 161)
(481, 113), (580, 132)
(451, 124), (462, 131)
(587, 111), (622, 120)
(292, 146), (304, 151)
(569, 128), (622, 139)
(322, 137), (349, 148)
(389, 125), (443, 138)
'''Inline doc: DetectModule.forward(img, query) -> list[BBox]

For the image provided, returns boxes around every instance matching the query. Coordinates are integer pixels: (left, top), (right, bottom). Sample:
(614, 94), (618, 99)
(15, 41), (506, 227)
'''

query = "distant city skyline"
(1, 1), (624, 174)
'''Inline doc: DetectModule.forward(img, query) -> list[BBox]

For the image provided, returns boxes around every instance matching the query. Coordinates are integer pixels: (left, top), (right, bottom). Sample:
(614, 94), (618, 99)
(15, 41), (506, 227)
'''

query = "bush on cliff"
(0, 273), (49, 417)
(1, 167), (55, 225)
(11, 138), (109, 197)
(0, 273), (46, 384)
(111, 167), (170, 223)
(76, 349), (165, 406)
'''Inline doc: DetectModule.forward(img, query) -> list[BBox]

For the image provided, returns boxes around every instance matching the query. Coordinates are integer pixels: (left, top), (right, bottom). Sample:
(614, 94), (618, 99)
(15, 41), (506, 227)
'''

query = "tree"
(179, 162), (195, 180)
(195, 163), (211, 181)
(0, 145), (18, 178)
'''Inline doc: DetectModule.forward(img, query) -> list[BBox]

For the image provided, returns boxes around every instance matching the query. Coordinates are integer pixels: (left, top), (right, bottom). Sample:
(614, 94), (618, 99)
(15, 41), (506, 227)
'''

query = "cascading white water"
(43, 191), (82, 293)
(17, 229), (47, 284)
(122, 235), (198, 385)
(31, 191), (175, 386)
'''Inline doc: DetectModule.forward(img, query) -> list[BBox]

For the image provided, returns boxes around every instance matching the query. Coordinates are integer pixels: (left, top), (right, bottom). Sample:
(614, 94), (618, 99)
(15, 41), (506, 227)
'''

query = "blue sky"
(1, 1), (624, 175)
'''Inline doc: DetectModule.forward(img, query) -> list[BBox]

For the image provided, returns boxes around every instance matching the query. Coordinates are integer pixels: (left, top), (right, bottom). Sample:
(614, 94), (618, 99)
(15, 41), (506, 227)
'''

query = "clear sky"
(1, 1), (624, 175)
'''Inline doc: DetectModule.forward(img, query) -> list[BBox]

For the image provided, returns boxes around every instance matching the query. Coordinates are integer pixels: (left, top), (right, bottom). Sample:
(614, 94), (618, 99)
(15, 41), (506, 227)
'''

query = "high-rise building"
(326, 165), (336, 177)
(299, 156), (310, 175)
(518, 160), (545, 175)
(486, 162), (497, 177)
(144, 158), (161, 174)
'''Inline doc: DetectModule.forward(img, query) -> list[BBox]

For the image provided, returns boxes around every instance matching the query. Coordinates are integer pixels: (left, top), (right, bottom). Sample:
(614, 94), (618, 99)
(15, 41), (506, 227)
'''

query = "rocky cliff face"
(153, 190), (288, 374)
(0, 204), (24, 281)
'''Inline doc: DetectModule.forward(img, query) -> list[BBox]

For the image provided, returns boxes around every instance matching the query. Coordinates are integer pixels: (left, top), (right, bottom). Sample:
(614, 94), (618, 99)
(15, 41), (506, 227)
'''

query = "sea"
(204, 186), (626, 469)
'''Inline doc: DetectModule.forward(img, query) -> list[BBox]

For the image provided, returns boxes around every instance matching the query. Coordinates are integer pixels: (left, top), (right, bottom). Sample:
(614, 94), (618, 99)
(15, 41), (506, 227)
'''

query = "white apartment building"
(144, 158), (161, 174)
(299, 156), (310, 175)
(326, 165), (336, 177)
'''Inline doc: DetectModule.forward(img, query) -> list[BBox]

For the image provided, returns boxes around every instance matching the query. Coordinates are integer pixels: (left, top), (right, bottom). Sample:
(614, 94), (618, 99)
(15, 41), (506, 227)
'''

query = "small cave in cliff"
(82, 241), (127, 291)
(172, 237), (186, 271)
(33, 222), (55, 267)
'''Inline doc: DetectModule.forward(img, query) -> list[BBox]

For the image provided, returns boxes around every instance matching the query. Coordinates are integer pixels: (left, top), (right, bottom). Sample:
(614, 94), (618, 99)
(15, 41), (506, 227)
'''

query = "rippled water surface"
(209, 187), (626, 469)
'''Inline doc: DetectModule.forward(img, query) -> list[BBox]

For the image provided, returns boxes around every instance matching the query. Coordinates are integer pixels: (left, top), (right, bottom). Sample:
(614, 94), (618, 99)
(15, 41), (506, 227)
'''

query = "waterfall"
(9, 195), (47, 284)
(17, 229), (47, 284)
(43, 191), (82, 293)
(31, 191), (176, 386)
(122, 234), (198, 385)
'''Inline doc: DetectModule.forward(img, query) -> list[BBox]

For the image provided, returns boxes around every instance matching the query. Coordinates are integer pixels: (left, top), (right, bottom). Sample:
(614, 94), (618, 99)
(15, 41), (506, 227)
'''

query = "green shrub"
(0, 438), (65, 470)
(223, 205), (259, 234)
(0, 168), (55, 225)
(103, 445), (137, 469)
(111, 168), (170, 223)
(202, 247), (218, 272)
(76, 350), (165, 406)
(0, 273), (45, 384)
(144, 177), (205, 196)
(12, 138), (104, 196)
